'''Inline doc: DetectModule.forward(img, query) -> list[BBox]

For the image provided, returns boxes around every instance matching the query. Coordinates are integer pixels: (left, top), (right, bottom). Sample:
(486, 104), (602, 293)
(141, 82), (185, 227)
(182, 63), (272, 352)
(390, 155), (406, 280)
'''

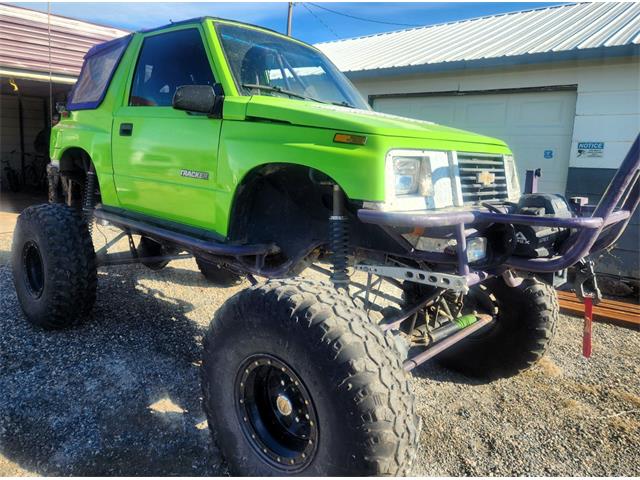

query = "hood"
(244, 96), (507, 146)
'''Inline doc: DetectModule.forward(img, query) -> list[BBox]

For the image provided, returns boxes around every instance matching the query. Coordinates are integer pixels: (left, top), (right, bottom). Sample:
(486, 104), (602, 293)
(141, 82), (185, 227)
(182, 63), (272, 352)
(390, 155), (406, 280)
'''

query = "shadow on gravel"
(409, 355), (491, 386)
(136, 264), (242, 290)
(0, 265), (225, 476)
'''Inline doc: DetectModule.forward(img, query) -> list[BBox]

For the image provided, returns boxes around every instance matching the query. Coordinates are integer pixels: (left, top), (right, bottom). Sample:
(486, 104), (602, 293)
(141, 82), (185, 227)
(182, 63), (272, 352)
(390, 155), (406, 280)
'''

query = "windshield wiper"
(242, 83), (325, 104)
(243, 83), (358, 109)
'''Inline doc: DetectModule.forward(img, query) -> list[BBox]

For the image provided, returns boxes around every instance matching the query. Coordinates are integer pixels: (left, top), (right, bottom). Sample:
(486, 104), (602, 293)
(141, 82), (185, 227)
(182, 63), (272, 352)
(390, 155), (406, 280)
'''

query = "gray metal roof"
(0, 3), (128, 80)
(316, 3), (640, 77)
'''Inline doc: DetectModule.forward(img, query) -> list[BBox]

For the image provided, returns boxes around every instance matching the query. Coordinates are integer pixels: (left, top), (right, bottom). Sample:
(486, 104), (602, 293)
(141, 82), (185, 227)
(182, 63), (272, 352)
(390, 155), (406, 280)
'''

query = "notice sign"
(577, 142), (604, 158)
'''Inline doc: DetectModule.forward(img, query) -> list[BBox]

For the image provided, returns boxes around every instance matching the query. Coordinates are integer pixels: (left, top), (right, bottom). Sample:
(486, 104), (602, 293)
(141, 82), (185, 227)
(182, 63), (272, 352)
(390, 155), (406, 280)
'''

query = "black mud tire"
(195, 256), (243, 286)
(433, 277), (559, 379)
(11, 203), (96, 329)
(201, 278), (419, 476)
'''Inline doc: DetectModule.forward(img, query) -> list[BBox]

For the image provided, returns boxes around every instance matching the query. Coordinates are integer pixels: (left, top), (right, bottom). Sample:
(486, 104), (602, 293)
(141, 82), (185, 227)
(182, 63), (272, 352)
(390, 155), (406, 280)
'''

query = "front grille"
(457, 153), (508, 205)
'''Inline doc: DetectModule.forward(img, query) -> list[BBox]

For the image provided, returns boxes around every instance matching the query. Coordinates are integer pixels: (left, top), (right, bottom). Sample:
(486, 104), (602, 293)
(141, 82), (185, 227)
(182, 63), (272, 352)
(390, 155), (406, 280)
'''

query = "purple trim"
(590, 179), (639, 253)
(411, 250), (458, 265)
(140, 17), (207, 33)
(403, 314), (493, 372)
(466, 271), (491, 286)
(524, 168), (541, 194)
(358, 209), (605, 230)
(93, 208), (279, 257)
(602, 209), (631, 226)
(455, 223), (468, 276)
(358, 133), (640, 275)
(380, 289), (442, 332)
(67, 34), (133, 111)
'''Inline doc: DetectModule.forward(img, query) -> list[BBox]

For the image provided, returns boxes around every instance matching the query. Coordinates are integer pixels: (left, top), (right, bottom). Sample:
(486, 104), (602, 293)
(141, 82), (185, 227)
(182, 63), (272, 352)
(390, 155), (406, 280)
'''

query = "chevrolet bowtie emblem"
(477, 170), (496, 187)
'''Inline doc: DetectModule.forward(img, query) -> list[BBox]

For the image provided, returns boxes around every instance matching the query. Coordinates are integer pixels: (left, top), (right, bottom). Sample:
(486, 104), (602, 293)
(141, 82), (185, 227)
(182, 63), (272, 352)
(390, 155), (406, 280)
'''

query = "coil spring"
(83, 170), (96, 235)
(329, 215), (349, 287)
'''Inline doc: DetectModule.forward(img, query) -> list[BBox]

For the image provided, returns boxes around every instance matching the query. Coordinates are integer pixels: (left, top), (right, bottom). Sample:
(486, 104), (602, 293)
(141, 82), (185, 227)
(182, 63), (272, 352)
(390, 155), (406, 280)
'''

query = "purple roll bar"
(359, 209), (607, 230)
(403, 314), (494, 372)
(359, 134), (640, 278)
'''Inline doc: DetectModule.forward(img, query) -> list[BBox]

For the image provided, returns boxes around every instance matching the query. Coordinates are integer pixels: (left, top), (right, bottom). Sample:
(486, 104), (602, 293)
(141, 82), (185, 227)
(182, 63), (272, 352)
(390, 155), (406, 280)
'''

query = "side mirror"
(172, 84), (224, 117)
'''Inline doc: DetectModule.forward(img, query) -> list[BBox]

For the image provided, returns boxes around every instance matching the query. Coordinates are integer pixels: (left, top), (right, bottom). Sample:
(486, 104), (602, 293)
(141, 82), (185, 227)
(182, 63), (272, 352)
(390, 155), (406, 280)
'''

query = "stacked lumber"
(556, 290), (640, 329)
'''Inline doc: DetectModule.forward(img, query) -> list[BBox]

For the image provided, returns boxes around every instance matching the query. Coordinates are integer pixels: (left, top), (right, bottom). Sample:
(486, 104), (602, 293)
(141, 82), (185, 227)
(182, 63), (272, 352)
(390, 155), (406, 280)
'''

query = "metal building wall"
(317, 3), (640, 75)
(349, 57), (640, 278)
(0, 3), (127, 78)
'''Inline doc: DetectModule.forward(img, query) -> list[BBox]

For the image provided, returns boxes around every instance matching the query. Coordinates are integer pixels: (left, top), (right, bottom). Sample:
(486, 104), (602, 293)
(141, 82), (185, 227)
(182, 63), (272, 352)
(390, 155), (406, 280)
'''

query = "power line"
(307, 3), (422, 28)
(302, 3), (340, 39)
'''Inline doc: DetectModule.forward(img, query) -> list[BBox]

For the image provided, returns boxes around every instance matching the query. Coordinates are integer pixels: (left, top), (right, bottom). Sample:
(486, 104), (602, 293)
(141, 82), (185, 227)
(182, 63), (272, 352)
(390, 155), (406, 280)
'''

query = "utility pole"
(286, 2), (293, 36)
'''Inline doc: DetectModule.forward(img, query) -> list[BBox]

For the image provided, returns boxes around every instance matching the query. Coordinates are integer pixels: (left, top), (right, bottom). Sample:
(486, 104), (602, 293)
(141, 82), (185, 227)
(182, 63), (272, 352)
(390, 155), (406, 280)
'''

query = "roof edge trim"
(343, 44), (639, 79)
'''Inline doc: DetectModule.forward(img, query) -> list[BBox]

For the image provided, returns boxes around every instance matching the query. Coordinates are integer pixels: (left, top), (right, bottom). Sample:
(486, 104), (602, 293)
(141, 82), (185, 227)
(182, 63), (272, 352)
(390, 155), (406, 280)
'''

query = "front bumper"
(357, 134), (639, 277)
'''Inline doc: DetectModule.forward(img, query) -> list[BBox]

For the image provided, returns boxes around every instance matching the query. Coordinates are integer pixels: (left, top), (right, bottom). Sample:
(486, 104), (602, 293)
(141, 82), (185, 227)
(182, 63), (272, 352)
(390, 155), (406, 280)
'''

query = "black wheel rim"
(236, 354), (318, 471)
(22, 240), (44, 298)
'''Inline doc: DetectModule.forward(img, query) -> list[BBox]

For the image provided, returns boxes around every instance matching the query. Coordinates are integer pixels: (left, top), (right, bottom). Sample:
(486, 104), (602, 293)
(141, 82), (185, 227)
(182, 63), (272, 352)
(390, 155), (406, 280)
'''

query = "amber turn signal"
(334, 133), (367, 145)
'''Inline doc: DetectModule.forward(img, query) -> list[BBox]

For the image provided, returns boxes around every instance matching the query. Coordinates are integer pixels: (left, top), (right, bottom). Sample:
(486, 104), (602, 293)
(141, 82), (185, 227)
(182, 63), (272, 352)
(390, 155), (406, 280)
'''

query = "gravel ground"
(0, 212), (639, 476)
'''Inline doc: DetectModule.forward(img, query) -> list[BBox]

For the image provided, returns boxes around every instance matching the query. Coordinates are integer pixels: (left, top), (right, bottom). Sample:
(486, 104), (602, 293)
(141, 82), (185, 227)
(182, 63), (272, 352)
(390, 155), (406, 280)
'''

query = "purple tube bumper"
(358, 134), (640, 279)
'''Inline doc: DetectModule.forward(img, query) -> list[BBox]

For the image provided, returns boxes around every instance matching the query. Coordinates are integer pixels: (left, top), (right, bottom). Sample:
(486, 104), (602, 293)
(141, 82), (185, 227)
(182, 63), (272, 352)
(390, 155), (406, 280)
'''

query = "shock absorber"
(83, 164), (96, 234)
(329, 184), (349, 288)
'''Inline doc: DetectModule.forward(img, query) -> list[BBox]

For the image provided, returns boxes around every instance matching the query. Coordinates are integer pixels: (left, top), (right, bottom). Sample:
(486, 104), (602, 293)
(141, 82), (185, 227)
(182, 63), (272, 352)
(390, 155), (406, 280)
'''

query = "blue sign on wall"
(577, 142), (605, 158)
(543, 150), (553, 159)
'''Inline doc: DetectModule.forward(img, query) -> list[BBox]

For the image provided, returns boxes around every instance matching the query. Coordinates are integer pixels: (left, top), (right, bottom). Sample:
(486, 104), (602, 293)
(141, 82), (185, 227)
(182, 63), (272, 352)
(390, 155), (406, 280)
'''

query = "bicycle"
(1, 150), (21, 193)
(23, 152), (49, 192)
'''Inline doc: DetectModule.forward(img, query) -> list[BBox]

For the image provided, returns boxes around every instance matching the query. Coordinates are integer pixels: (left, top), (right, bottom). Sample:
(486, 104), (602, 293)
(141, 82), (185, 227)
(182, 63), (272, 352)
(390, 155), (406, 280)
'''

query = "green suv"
(14, 16), (633, 476)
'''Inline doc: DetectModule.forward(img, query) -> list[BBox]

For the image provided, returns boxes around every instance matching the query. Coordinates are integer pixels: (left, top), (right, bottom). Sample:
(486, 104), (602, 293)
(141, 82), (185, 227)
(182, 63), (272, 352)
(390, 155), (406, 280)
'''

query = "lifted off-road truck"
(11, 17), (640, 476)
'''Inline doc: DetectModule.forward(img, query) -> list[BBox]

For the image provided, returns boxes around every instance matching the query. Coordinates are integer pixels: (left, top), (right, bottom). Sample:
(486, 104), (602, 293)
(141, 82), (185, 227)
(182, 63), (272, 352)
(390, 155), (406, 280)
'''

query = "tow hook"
(574, 258), (601, 359)
(574, 259), (602, 305)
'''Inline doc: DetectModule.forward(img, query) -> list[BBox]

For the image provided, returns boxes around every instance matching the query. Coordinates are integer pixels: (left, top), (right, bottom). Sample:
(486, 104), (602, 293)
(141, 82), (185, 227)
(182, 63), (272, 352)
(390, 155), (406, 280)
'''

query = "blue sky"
(16, 2), (565, 44)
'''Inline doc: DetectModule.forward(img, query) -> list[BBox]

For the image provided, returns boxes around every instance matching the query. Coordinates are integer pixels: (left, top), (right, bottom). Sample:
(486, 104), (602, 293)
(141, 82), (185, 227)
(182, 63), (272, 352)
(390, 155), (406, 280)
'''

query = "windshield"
(216, 23), (370, 110)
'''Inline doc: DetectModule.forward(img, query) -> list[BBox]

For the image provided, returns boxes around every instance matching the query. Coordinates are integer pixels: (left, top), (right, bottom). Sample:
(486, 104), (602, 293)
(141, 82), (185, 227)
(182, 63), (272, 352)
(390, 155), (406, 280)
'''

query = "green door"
(112, 27), (222, 231)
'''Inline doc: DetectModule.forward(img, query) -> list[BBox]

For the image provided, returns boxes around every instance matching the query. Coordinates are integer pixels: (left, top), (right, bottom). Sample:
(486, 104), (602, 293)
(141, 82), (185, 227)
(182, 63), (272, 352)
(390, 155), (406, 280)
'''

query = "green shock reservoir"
(454, 314), (479, 329)
(429, 313), (479, 344)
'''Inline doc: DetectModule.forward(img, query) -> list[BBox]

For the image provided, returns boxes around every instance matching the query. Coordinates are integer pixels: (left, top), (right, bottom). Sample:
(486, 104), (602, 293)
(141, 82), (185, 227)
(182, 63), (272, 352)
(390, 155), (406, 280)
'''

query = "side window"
(68, 35), (131, 110)
(129, 29), (215, 107)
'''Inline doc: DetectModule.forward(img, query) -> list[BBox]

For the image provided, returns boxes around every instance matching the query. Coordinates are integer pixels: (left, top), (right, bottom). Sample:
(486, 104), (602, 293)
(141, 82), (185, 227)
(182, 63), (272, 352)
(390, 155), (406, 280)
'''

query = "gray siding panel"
(0, 4), (127, 77)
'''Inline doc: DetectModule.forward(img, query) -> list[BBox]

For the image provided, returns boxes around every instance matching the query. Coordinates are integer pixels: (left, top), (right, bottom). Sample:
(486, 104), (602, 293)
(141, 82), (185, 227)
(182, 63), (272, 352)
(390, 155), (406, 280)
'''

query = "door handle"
(119, 123), (133, 136)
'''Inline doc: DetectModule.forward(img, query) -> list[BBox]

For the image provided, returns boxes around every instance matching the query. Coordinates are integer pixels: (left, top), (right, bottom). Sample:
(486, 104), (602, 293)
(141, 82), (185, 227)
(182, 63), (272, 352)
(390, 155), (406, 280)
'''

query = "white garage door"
(373, 89), (577, 194)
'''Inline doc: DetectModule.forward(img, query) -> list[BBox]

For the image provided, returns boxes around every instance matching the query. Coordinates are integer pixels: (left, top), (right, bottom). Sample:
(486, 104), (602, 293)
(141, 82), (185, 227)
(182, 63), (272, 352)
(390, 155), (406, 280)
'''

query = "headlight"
(393, 157), (421, 195)
(382, 150), (452, 211)
(504, 155), (521, 202)
(389, 155), (435, 197)
(466, 237), (487, 263)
